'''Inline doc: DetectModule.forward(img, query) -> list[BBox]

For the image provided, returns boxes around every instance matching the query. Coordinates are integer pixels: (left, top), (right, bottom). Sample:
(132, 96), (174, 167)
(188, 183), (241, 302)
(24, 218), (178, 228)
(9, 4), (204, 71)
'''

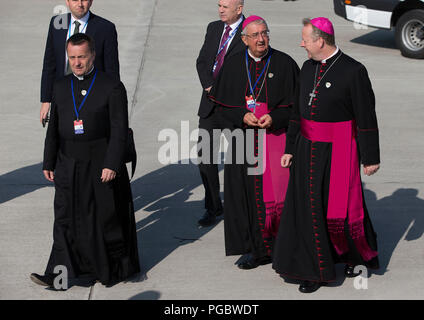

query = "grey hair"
(241, 19), (268, 36)
(302, 18), (335, 46)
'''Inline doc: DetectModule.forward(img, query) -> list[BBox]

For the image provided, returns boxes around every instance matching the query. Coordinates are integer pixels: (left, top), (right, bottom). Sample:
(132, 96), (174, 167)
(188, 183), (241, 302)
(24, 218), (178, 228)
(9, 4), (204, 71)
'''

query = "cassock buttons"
(81, 90), (87, 96)
(325, 82), (331, 88)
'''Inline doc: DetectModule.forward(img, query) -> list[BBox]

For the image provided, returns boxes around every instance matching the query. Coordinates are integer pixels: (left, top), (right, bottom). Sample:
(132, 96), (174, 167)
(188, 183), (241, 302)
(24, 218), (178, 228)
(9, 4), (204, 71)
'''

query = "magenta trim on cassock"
(251, 102), (289, 238)
(300, 118), (378, 261)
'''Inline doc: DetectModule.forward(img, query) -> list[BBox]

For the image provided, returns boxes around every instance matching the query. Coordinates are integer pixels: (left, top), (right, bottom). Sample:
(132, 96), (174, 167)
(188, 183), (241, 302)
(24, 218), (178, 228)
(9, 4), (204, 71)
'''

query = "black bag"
(124, 128), (137, 179)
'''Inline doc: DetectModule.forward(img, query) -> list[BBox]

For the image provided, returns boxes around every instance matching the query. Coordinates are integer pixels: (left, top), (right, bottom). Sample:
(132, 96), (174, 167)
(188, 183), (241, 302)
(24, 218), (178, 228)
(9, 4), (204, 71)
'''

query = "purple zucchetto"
(310, 17), (334, 35)
(242, 15), (265, 30)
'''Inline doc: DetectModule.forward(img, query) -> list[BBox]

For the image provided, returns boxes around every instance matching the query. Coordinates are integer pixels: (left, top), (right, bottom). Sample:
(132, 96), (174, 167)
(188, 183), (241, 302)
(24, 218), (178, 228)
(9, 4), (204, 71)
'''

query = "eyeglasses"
(244, 30), (270, 39)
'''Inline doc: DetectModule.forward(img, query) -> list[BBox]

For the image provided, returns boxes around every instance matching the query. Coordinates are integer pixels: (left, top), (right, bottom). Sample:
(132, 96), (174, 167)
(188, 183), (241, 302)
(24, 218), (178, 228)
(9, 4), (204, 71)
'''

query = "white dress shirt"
(218, 16), (243, 55)
(65, 12), (90, 73)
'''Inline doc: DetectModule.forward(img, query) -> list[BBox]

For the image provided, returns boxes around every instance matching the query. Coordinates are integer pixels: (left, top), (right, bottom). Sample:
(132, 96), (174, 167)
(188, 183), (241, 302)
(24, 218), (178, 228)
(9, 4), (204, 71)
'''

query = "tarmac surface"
(0, 0), (424, 300)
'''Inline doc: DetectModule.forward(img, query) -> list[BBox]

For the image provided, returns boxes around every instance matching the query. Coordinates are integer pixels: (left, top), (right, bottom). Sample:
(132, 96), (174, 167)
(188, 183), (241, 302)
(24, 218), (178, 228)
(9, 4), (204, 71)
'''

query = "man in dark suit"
(40, 0), (120, 123)
(196, 0), (246, 227)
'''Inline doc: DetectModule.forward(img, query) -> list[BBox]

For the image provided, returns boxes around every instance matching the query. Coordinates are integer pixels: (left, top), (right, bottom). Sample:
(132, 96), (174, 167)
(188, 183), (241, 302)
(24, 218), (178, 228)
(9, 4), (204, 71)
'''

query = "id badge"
(74, 119), (84, 134)
(245, 95), (256, 111)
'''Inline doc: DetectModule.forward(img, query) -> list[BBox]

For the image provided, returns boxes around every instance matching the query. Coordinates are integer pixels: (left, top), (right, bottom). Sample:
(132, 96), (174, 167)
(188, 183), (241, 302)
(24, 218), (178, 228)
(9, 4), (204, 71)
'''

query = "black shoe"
(30, 273), (54, 287)
(198, 211), (218, 227)
(344, 264), (362, 278)
(298, 280), (325, 293)
(237, 255), (272, 270)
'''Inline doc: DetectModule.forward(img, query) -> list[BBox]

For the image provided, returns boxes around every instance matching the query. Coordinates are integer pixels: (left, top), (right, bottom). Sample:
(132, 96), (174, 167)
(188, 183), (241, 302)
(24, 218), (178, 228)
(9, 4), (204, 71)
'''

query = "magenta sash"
(300, 118), (378, 261)
(252, 102), (290, 238)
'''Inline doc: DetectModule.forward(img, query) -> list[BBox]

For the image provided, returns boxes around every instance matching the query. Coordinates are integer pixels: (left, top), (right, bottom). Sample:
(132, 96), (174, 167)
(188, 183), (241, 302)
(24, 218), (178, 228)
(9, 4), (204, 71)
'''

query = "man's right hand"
(281, 154), (293, 168)
(243, 112), (259, 127)
(205, 86), (212, 94)
(43, 170), (54, 182)
(40, 102), (50, 124)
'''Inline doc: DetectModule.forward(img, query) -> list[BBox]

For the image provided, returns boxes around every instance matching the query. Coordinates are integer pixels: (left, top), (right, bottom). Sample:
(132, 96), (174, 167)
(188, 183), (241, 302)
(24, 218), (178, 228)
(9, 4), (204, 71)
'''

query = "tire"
(395, 9), (424, 59)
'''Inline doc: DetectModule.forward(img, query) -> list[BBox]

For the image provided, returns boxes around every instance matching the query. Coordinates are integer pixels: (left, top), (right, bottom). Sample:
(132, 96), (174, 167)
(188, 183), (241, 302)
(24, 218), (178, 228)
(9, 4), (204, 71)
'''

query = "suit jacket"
(196, 18), (246, 118)
(41, 12), (120, 103)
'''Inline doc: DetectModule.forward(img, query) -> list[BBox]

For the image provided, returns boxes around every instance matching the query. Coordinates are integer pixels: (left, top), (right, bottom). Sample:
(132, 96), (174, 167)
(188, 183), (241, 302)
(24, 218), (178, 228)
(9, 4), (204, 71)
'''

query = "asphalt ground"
(0, 0), (423, 301)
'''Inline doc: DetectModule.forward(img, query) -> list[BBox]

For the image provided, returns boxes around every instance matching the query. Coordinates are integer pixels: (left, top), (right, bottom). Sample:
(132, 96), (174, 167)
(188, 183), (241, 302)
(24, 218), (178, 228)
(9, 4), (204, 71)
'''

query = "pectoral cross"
(308, 92), (316, 106)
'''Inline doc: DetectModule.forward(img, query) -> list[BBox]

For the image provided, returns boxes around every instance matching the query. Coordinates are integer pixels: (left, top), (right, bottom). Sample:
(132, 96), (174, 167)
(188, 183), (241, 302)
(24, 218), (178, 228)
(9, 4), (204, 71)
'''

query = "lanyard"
(68, 13), (89, 39)
(212, 22), (242, 71)
(216, 22), (241, 57)
(71, 70), (97, 120)
(245, 49), (272, 100)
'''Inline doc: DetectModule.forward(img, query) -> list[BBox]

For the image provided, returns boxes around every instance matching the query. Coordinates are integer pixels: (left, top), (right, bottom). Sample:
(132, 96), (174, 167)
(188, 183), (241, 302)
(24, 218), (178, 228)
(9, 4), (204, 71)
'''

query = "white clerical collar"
(248, 49), (268, 62)
(73, 66), (94, 80)
(226, 16), (243, 32)
(321, 46), (339, 63)
(71, 11), (90, 27)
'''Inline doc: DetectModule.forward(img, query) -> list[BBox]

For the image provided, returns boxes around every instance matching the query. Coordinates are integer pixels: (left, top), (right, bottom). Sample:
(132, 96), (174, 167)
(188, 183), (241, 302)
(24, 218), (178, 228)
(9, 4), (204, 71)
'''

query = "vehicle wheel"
(395, 9), (424, 59)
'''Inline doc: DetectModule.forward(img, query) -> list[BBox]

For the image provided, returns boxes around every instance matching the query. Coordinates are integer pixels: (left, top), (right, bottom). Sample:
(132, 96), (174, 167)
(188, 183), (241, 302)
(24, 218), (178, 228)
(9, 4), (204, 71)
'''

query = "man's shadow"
(0, 163), (46, 204)
(365, 187), (424, 275)
(0, 160), (224, 281)
(130, 161), (224, 277)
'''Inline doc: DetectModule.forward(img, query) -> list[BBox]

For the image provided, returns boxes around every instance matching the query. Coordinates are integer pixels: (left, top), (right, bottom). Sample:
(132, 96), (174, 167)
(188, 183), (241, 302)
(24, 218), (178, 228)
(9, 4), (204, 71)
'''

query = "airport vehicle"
(334, 0), (424, 58)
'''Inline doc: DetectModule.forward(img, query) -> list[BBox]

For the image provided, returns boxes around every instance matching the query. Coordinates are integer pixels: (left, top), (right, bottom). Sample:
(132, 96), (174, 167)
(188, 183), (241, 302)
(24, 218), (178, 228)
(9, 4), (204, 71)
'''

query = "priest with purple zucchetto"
(272, 17), (381, 293)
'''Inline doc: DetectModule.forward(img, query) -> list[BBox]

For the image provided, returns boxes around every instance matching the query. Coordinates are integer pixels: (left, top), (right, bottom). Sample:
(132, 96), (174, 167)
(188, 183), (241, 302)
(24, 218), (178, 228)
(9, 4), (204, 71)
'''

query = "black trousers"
(197, 106), (232, 215)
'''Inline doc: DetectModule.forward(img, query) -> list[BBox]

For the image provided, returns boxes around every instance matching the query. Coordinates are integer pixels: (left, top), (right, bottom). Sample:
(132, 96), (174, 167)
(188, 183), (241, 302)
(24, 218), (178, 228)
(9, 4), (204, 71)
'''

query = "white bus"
(334, 0), (424, 58)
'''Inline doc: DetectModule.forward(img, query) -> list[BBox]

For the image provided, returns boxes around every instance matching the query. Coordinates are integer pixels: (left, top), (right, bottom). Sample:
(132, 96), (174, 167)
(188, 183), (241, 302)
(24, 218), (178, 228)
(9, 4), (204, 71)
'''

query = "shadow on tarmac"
(130, 161), (224, 276)
(350, 29), (397, 50)
(0, 160), (224, 280)
(0, 162), (46, 204)
(364, 187), (424, 276)
(129, 290), (161, 300)
(2, 162), (423, 282)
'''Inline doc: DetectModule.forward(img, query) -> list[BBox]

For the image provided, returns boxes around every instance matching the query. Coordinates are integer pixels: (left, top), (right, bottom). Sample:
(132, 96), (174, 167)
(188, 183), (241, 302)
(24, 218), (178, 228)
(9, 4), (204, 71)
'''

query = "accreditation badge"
(245, 95), (256, 111)
(74, 119), (84, 134)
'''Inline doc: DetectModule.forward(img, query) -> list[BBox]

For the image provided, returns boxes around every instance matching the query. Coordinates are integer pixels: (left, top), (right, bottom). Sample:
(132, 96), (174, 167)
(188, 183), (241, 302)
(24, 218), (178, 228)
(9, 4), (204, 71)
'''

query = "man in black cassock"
(40, 0), (120, 124)
(272, 17), (381, 293)
(209, 16), (299, 269)
(31, 33), (140, 289)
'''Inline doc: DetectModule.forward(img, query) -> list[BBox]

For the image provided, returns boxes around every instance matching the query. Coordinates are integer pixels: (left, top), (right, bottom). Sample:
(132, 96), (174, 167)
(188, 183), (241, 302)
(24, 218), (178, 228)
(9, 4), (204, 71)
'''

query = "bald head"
(218, 0), (244, 25)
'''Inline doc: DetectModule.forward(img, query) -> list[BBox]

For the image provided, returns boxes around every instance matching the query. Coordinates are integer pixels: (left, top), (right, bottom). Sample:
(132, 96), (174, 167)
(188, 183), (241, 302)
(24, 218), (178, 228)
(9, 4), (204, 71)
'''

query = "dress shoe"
(30, 273), (54, 287)
(198, 210), (218, 227)
(237, 255), (272, 270)
(344, 264), (362, 278)
(298, 280), (325, 293)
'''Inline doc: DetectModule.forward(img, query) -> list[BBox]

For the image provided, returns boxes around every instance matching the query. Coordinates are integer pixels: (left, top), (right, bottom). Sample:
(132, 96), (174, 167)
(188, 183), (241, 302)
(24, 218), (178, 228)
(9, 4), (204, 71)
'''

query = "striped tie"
(213, 25), (232, 79)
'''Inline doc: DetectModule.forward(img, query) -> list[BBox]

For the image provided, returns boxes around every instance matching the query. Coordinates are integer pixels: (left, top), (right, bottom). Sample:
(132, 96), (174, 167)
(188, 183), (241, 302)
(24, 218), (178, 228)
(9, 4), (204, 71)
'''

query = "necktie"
(213, 25), (232, 79)
(66, 21), (81, 75)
